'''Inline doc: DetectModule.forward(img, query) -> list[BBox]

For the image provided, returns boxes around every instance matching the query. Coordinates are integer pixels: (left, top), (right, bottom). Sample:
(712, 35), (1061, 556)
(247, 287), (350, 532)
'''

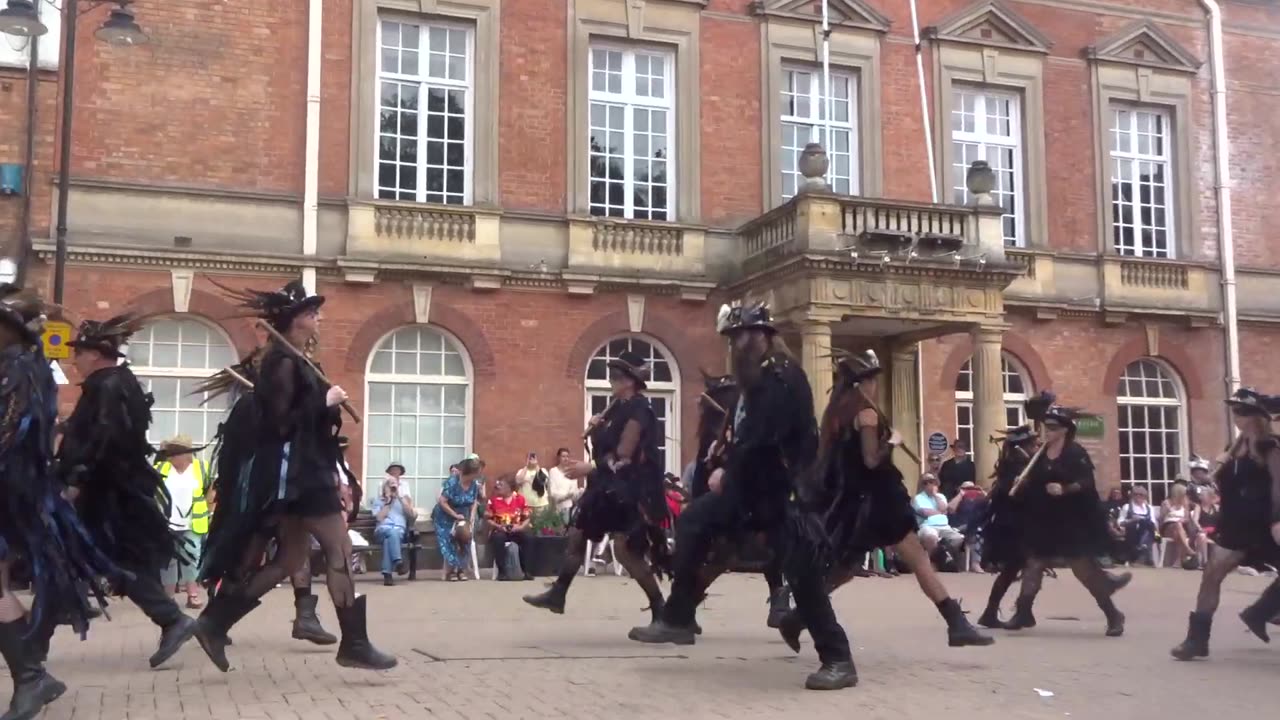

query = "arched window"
(126, 317), (236, 458)
(1117, 358), (1185, 503)
(365, 325), (471, 503)
(954, 353), (1032, 452)
(584, 336), (680, 475)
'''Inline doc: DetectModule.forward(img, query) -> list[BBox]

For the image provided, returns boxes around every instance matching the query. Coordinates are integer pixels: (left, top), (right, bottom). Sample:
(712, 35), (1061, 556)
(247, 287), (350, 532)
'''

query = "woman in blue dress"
(433, 458), (485, 580)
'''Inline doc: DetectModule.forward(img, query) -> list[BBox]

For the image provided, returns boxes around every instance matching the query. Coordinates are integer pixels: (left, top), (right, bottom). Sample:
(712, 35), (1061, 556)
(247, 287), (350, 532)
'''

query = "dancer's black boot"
(777, 608), (804, 653)
(195, 590), (261, 672)
(1170, 611), (1212, 660)
(0, 619), (66, 720)
(334, 596), (397, 670)
(937, 598), (994, 647)
(1002, 597), (1037, 630)
(804, 660), (858, 691)
(1240, 581), (1280, 643)
(522, 571), (572, 614)
(766, 585), (792, 629)
(292, 594), (338, 645)
(1100, 597), (1125, 637)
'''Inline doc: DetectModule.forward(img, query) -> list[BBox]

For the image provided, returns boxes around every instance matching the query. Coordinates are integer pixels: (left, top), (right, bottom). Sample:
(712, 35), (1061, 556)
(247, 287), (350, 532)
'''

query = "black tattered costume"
(975, 422), (1036, 629)
(0, 289), (130, 720)
(523, 350), (671, 622)
(193, 280), (394, 672)
(626, 303), (855, 691)
(51, 315), (211, 671)
(1172, 387), (1280, 661)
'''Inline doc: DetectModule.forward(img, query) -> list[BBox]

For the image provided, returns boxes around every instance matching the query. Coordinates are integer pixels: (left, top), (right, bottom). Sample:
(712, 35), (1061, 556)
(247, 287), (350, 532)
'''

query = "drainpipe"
(908, 0), (939, 203)
(302, 0), (323, 292)
(1198, 0), (1240, 434)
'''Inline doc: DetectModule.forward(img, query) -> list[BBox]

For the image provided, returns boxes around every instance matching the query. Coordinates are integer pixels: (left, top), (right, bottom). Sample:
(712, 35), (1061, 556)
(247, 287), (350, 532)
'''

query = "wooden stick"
(854, 386), (920, 465)
(225, 366), (255, 390)
(699, 392), (727, 415)
(1008, 441), (1046, 497)
(255, 319), (361, 423)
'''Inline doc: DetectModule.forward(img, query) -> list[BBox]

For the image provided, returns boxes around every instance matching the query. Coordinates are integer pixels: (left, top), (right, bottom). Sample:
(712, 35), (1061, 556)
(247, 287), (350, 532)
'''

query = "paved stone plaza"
(24, 569), (1280, 719)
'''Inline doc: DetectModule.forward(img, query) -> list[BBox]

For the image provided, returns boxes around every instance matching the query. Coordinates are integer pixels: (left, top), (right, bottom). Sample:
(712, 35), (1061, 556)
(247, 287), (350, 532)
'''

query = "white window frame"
(954, 353), (1032, 451)
(1109, 106), (1174, 258)
(363, 325), (473, 506)
(126, 317), (236, 461)
(587, 42), (676, 221)
(0, 1), (60, 70)
(1116, 358), (1186, 503)
(951, 87), (1024, 247)
(583, 335), (681, 477)
(780, 65), (858, 198)
(374, 16), (475, 205)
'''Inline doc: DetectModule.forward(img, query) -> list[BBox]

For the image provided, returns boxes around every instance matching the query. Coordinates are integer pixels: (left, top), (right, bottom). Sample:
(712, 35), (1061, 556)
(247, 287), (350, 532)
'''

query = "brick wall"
(0, 69), (55, 252)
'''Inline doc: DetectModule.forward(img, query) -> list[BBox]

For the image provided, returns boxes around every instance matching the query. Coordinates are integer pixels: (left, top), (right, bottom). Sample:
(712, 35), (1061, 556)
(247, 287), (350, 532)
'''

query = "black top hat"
(1226, 387), (1279, 417)
(1024, 390), (1058, 424)
(66, 313), (144, 359)
(607, 350), (650, 389)
(214, 278), (325, 331)
(999, 424), (1036, 445)
(1042, 404), (1093, 430)
(700, 369), (735, 392)
(0, 284), (47, 345)
(833, 349), (882, 385)
(716, 301), (775, 336)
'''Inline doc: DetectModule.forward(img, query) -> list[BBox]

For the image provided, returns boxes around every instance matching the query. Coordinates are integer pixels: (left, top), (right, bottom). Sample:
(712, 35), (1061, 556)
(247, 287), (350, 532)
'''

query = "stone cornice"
(729, 252), (1022, 294)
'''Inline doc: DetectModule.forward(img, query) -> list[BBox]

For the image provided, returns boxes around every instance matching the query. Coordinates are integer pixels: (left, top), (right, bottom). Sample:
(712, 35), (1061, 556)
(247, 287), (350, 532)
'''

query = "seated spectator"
(1160, 482), (1200, 569)
(1195, 486), (1220, 562)
(949, 481), (988, 571)
(912, 474), (965, 557)
(1186, 455), (1215, 504)
(1117, 485), (1157, 565)
(371, 463), (416, 586)
(486, 476), (532, 581)
(432, 457), (484, 581)
(546, 447), (582, 525)
(514, 452), (552, 514)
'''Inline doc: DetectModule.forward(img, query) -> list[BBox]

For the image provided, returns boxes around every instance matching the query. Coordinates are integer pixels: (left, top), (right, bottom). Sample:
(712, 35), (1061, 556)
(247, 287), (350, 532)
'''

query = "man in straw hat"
(156, 434), (211, 609)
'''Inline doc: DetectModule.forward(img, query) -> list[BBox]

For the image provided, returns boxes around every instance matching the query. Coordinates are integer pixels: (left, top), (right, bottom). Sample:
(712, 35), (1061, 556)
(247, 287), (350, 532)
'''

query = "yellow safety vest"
(155, 460), (210, 535)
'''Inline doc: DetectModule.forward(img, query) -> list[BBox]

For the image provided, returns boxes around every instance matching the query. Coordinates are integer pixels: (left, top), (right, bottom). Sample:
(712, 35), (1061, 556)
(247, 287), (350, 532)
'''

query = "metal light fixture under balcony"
(0, 0), (47, 37)
(96, 3), (148, 46)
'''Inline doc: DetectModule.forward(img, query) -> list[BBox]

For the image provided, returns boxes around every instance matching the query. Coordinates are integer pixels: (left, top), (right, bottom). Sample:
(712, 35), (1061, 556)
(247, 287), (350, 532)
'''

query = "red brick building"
(1, 0), (1278, 503)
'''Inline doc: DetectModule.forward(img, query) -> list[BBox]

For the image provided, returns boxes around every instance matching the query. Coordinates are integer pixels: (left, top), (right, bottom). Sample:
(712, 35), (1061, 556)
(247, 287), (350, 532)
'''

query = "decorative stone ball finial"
(798, 142), (830, 194)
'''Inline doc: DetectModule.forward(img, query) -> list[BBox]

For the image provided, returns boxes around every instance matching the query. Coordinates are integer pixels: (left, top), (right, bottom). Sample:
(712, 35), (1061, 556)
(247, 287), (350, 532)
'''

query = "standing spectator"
(487, 476), (532, 581)
(1186, 455), (1214, 504)
(939, 439), (975, 500)
(925, 453), (944, 479)
(433, 458), (484, 581)
(514, 452), (551, 514)
(155, 435), (210, 610)
(371, 463), (416, 586)
(1117, 485), (1158, 564)
(546, 447), (581, 524)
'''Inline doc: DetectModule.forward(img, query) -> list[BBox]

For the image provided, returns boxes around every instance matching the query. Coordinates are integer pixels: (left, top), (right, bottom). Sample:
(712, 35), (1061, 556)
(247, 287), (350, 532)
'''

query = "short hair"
(556, 447), (570, 456)
(458, 458), (482, 476)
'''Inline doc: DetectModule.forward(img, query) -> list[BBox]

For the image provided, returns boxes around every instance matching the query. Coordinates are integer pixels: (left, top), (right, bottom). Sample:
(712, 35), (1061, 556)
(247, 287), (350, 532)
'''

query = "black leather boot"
(1240, 581), (1280, 643)
(937, 598), (994, 647)
(1170, 611), (1212, 660)
(1105, 570), (1133, 596)
(766, 585), (792, 629)
(804, 660), (858, 691)
(1002, 597), (1037, 630)
(1100, 598), (1125, 637)
(777, 608), (804, 653)
(976, 606), (1003, 629)
(148, 615), (198, 669)
(292, 594), (338, 645)
(627, 620), (696, 645)
(195, 590), (261, 672)
(0, 619), (67, 720)
(522, 579), (569, 614)
(335, 596), (397, 670)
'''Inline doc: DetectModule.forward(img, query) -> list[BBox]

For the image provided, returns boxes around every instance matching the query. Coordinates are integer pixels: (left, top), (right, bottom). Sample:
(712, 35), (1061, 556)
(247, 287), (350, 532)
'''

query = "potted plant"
(522, 506), (569, 576)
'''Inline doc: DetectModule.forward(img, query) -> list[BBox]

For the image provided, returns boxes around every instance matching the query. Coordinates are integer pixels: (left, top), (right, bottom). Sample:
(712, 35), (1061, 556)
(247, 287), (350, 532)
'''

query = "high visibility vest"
(156, 460), (210, 535)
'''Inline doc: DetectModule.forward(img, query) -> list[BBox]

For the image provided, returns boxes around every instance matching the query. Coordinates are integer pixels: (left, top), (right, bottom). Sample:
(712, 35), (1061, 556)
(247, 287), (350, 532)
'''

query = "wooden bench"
(347, 512), (426, 580)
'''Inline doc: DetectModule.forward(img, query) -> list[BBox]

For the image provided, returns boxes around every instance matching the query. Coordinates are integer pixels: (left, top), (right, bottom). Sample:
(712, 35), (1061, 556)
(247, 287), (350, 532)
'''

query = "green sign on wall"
(1075, 416), (1105, 438)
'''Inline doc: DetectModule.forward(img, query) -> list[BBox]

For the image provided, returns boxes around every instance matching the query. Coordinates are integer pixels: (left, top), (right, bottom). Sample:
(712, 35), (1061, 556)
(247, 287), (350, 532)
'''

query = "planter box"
(522, 535), (570, 577)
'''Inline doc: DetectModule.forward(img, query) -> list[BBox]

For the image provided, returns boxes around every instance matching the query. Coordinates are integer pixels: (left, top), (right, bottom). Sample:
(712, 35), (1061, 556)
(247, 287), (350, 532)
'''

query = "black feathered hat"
(831, 348), (882, 386)
(66, 313), (144, 359)
(212, 278), (325, 331)
(1226, 387), (1280, 417)
(1024, 390), (1057, 424)
(996, 423), (1036, 446)
(0, 284), (48, 345)
(1041, 404), (1095, 430)
(716, 301), (775, 335)
(607, 350), (650, 389)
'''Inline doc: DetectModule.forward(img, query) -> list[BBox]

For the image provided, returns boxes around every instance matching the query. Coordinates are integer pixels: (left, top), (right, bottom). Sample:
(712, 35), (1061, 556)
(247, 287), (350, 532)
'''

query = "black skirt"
(979, 496), (1026, 570)
(572, 483), (642, 543)
(826, 466), (918, 565)
(1216, 459), (1280, 565)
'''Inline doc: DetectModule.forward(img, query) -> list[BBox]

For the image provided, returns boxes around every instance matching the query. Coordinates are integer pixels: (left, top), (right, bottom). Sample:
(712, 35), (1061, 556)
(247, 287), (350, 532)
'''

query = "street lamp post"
(0, 0), (147, 302)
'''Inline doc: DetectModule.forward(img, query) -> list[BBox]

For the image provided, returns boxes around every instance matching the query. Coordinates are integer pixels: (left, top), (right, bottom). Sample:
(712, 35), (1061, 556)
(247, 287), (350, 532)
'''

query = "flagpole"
(821, 0), (833, 185)
(908, 0), (939, 203)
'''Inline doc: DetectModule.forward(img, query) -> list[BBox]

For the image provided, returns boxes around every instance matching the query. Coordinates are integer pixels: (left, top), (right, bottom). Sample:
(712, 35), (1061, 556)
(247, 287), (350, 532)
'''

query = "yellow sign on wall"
(42, 321), (73, 359)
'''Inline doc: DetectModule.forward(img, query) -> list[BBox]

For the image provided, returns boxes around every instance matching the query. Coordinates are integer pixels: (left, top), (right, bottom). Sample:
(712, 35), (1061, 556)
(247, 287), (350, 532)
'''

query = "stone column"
(800, 320), (833, 419)
(970, 325), (1006, 487)
(891, 345), (922, 490)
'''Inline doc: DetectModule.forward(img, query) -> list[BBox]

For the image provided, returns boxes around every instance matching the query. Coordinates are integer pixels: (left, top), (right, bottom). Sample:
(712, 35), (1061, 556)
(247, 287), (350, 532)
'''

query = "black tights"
(986, 566), (1022, 611)
(555, 527), (664, 608)
(1019, 556), (1115, 609)
(240, 513), (355, 608)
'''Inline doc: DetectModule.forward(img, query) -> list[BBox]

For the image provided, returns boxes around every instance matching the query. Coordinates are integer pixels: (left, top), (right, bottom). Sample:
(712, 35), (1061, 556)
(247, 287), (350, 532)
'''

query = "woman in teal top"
(432, 458), (484, 580)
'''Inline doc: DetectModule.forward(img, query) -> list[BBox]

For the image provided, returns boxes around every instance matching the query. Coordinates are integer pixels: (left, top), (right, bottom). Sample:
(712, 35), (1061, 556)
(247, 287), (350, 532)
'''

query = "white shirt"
(165, 464), (199, 531)
(546, 466), (581, 511)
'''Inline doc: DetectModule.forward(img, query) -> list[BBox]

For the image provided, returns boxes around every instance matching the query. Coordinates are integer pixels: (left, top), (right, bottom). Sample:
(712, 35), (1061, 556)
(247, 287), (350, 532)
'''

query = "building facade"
(2, 0), (1279, 503)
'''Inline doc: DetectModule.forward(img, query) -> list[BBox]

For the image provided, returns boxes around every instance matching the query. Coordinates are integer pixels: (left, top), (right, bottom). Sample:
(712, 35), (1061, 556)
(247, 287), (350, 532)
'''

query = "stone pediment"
(1087, 20), (1201, 73)
(923, 1), (1051, 53)
(751, 0), (891, 33)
